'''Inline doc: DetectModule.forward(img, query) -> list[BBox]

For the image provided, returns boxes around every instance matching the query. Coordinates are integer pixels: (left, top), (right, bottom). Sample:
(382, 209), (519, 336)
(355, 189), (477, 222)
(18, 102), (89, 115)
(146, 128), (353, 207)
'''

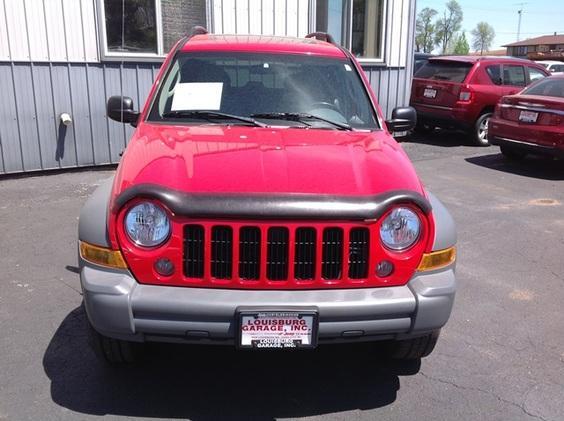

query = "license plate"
(423, 88), (437, 98)
(238, 311), (318, 349)
(519, 110), (538, 123)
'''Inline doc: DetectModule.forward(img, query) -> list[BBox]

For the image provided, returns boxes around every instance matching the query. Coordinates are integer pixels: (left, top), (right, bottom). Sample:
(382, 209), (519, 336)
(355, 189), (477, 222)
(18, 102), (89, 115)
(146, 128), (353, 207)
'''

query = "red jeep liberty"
(78, 29), (457, 363)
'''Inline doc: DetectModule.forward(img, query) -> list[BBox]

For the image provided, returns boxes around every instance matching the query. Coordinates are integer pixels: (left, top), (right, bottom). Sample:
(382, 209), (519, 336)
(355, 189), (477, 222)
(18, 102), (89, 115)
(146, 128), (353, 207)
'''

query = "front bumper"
(81, 262), (456, 345)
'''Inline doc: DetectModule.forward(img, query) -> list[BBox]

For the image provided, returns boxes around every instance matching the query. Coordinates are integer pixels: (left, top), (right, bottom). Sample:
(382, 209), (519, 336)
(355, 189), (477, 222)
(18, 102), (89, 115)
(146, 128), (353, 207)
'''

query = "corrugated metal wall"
(0, 0), (416, 175)
(0, 62), (160, 173)
(212, 0), (310, 37)
(0, 0), (99, 62)
(366, 0), (415, 119)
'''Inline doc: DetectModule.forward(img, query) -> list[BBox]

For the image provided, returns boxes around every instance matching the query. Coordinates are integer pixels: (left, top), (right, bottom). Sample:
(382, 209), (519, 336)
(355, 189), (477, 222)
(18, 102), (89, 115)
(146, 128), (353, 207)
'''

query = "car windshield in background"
(148, 52), (378, 130)
(415, 61), (473, 83)
(522, 78), (564, 98)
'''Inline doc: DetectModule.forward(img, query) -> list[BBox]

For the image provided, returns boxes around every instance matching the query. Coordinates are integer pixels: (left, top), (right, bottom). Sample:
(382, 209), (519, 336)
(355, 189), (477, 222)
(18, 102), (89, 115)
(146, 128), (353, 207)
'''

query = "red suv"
(410, 56), (550, 145)
(78, 29), (457, 364)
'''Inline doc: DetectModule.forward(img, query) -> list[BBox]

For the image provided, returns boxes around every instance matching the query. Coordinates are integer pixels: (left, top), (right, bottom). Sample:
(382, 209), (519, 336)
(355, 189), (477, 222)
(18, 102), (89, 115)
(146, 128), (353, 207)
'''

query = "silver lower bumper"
(81, 262), (456, 345)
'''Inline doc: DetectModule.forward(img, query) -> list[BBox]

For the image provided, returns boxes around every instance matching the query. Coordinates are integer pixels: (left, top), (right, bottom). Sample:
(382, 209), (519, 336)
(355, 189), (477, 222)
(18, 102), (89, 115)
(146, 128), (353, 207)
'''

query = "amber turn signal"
(79, 241), (128, 269)
(417, 247), (456, 272)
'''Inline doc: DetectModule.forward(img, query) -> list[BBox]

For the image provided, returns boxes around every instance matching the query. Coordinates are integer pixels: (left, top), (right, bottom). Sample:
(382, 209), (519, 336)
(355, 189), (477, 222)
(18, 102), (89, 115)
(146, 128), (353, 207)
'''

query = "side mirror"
(107, 96), (140, 127)
(386, 106), (417, 133)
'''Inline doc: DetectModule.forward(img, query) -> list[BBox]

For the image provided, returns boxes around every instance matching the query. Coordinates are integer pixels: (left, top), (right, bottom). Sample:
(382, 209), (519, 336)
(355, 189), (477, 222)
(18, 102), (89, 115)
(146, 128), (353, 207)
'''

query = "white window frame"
(311, 0), (387, 65)
(96, 0), (165, 61)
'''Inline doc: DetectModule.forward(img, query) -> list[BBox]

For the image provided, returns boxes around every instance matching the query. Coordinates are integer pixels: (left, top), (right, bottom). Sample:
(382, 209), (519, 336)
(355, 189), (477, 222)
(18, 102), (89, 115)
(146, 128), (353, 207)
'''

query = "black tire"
(473, 113), (493, 146)
(414, 120), (435, 134)
(388, 330), (440, 360)
(88, 322), (142, 364)
(500, 146), (527, 161)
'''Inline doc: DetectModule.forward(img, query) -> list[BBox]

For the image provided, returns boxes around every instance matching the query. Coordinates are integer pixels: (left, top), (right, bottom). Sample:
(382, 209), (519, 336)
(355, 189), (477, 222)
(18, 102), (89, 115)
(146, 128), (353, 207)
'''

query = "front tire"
(88, 322), (143, 364)
(387, 330), (441, 360)
(473, 113), (492, 146)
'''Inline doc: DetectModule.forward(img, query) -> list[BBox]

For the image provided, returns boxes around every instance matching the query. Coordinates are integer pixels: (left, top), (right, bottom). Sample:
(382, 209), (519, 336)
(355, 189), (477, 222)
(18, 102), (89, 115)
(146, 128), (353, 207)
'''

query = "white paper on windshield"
(171, 82), (223, 111)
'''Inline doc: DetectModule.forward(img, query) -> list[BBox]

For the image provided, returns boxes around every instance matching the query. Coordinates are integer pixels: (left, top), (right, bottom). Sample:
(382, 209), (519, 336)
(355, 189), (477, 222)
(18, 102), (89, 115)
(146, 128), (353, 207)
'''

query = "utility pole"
(517, 9), (522, 41)
(515, 2), (527, 41)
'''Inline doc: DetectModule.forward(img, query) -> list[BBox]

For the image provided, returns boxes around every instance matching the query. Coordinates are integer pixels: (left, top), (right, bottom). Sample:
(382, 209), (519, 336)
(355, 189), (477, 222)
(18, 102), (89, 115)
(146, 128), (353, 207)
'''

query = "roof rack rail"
(305, 32), (336, 45)
(188, 26), (208, 39)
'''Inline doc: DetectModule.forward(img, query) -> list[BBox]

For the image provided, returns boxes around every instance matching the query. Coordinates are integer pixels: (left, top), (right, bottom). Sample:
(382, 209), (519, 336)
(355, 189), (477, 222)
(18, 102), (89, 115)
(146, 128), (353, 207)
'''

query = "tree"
(471, 22), (495, 55)
(415, 7), (438, 53)
(453, 31), (470, 55)
(435, 0), (463, 54)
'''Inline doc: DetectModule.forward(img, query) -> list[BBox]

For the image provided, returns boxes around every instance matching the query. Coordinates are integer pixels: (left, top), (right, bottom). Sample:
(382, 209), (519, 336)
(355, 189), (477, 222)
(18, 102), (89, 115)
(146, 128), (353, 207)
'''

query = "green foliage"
(435, 0), (464, 54)
(416, 7), (438, 53)
(453, 32), (470, 55)
(471, 22), (496, 55)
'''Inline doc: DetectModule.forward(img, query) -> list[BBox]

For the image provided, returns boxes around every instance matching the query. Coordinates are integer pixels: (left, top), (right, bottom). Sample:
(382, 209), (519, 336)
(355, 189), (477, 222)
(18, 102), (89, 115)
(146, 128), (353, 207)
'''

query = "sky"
(417, 0), (564, 51)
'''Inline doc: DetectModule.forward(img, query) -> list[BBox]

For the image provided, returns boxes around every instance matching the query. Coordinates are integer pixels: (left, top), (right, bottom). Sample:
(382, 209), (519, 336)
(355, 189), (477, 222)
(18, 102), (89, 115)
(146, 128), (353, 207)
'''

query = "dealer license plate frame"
(237, 308), (319, 350)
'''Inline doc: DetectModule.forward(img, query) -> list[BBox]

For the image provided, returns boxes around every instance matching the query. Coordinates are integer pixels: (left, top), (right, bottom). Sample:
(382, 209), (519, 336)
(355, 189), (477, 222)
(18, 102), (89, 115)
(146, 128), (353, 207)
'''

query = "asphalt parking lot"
(1, 131), (563, 421)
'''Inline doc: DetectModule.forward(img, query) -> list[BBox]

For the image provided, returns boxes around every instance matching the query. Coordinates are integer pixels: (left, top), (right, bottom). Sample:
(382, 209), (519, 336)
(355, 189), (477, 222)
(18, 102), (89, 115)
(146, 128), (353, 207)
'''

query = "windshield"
(148, 52), (378, 130)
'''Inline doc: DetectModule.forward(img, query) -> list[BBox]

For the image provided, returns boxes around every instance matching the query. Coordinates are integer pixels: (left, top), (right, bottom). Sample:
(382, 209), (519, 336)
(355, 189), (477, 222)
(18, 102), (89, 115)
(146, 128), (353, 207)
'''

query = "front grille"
(183, 224), (372, 285)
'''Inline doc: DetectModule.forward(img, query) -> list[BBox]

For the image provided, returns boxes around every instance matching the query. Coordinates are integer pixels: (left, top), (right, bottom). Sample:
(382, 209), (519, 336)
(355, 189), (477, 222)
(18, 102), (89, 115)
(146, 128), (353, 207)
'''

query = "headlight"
(380, 207), (421, 251)
(124, 202), (171, 247)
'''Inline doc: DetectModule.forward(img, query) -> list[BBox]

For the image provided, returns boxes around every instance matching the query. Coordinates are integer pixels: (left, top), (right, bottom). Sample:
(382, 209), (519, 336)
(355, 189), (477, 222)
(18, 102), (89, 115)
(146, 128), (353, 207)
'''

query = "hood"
(112, 123), (424, 197)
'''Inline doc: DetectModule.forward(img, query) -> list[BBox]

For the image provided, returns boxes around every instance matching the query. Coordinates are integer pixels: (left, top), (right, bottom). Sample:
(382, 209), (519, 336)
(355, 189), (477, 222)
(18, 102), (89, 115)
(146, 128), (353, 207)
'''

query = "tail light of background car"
(458, 88), (474, 104)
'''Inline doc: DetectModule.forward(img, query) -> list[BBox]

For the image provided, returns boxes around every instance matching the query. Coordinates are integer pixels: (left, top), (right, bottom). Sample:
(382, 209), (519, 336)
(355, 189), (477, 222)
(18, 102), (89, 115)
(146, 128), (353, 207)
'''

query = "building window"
(98, 0), (163, 59)
(97, 0), (207, 60)
(315, 0), (385, 61)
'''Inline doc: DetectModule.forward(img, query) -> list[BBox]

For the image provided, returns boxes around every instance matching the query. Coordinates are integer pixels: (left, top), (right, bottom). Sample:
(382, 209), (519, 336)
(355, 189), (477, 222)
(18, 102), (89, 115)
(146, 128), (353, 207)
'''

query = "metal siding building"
(0, 0), (415, 175)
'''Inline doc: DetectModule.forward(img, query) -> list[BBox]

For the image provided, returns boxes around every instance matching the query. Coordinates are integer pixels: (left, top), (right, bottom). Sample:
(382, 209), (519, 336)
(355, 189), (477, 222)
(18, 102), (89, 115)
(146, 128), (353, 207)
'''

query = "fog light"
(376, 260), (394, 277)
(154, 258), (175, 276)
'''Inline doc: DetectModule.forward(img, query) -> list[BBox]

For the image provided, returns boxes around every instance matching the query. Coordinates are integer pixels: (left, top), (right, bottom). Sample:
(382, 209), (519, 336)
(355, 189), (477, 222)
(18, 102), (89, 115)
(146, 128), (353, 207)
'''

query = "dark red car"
(410, 56), (550, 145)
(489, 75), (564, 159)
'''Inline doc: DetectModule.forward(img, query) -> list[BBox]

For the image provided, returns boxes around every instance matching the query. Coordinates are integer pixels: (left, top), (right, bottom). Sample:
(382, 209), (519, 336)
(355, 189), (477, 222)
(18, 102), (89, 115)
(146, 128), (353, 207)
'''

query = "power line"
(418, 1), (560, 15)
(493, 31), (564, 34)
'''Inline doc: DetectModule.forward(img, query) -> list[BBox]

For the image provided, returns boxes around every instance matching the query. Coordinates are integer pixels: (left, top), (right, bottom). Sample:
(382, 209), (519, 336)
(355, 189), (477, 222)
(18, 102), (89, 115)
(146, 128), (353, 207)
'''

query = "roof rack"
(188, 26), (208, 39)
(305, 32), (336, 45)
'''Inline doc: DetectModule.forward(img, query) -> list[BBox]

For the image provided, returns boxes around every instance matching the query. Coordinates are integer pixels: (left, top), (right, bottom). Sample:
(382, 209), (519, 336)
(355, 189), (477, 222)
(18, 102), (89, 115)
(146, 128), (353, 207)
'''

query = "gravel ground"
(1, 130), (563, 421)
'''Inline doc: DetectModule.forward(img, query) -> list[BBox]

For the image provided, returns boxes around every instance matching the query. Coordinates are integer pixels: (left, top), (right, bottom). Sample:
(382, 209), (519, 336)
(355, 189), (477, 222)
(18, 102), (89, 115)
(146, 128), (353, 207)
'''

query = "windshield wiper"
(251, 112), (353, 131)
(162, 110), (267, 127)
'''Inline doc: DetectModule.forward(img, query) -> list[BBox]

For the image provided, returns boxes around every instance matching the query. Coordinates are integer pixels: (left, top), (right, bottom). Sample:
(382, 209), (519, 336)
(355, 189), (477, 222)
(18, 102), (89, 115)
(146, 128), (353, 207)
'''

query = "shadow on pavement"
(466, 153), (564, 181)
(401, 129), (474, 147)
(43, 306), (421, 420)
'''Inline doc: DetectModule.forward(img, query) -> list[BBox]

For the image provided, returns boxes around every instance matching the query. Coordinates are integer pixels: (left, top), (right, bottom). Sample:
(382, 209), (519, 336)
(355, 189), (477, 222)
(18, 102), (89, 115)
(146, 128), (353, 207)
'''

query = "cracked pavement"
(0, 131), (563, 420)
